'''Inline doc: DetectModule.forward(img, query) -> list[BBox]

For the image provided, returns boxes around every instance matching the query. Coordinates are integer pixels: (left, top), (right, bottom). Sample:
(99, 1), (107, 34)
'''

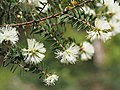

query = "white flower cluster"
(55, 42), (95, 64)
(80, 6), (96, 16)
(19, 0), (33, 3)
(19, 0), (48, 12)
(0, 26), (19, 44)
(87, 0), (120, 42)
(87, 17), (112, 42)
(22, 39), (46, 64)
(55, 43), (80, 64)
(43, 74), (59, 86)
(80, 42), (94, 61)
(37, 0), (48, 12)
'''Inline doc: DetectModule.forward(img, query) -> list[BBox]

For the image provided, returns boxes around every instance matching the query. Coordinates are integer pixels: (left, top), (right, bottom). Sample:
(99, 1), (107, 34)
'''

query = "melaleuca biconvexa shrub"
(0, 0), (120, 86)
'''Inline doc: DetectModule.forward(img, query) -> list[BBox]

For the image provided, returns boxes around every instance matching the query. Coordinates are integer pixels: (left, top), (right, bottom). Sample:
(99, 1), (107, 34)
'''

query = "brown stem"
(66, 14), (96, 30)
(0, 0), (93, 27)
(42, 28), (66, 50)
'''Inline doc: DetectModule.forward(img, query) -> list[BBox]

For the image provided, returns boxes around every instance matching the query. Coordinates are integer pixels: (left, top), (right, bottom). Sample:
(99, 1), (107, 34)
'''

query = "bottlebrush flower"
(43, 74), (59, 86)
(0, 26), (19, 45)
(80, 41), (94, 61)
(87, 18), (112, 42)
(22, 39), (46, 64)
(55, 43), (80, 64)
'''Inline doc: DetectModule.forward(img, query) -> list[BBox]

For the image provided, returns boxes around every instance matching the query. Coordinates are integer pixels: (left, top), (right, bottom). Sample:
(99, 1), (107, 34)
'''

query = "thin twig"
(42, 28), (66, 50)
(0, 0), (93, 27)
(67, 14), (96, 29)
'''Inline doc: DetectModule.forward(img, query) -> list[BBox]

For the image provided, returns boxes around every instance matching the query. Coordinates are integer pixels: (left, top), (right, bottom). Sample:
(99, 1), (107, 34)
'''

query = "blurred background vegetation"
(1, 0), (120, 90)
